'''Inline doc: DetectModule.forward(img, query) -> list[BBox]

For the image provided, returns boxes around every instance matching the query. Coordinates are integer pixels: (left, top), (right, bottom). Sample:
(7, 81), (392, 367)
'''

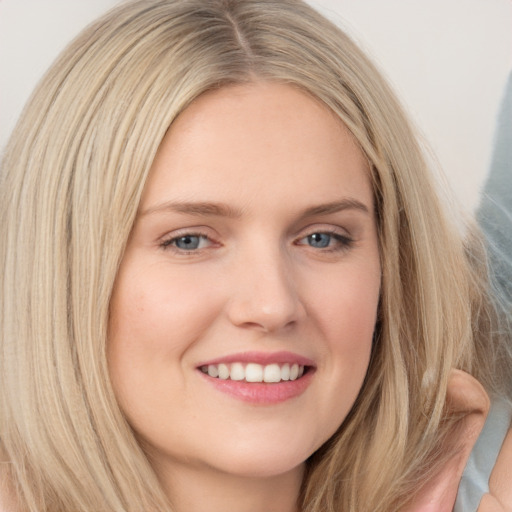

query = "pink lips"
(197, 351), (315, 404)
(198, 351), (315, 367)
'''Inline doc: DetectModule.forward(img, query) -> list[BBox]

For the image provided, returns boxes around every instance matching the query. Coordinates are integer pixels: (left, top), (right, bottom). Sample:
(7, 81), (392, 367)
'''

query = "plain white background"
(1, 0), (511, 212)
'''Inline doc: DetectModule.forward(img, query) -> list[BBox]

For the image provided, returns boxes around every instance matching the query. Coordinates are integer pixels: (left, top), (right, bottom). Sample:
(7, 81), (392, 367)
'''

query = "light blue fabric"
(453, 398), (511, 511)
(477, 71), (512, 306)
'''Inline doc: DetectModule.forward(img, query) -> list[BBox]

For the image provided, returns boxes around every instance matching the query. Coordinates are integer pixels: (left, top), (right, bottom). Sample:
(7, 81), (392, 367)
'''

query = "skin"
(108, 82), (381, 512)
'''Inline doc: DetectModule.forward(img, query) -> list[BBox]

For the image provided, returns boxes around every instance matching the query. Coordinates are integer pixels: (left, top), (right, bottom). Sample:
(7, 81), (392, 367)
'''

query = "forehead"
(140, 82), (373, 214)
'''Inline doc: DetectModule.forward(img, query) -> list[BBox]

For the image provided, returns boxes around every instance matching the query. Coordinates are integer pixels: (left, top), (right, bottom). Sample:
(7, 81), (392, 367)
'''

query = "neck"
(155, 460), (304, 512)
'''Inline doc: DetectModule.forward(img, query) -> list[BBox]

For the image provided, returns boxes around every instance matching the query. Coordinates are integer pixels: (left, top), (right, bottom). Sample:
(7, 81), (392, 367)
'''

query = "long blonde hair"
(0, 1), (508, 511)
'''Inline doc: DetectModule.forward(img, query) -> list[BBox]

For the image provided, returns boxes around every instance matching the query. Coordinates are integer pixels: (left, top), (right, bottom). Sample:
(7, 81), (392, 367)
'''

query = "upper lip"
(197, 350), (315, 368)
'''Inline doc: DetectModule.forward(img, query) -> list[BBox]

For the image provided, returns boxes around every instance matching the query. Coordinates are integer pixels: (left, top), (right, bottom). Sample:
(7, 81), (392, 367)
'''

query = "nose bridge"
(226, 239), (302, 332)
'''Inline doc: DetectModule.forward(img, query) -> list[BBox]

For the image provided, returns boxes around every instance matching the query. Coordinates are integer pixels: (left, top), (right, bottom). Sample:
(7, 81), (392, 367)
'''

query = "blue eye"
(297, 231), (353, 252)
(162, 234), (210, 251)
(174, 235), (202, 250)
(307, 233), (332, 248)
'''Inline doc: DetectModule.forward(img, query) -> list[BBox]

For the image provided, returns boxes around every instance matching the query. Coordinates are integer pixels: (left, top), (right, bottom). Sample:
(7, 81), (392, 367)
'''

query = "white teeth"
(201, 362), (306, 383)
(218, 363), (230, 380)
(263, 363), (281, 383)
(245, 363), (263, 382)
(207, 365), (219, 378)
(230, 362), (245, 381)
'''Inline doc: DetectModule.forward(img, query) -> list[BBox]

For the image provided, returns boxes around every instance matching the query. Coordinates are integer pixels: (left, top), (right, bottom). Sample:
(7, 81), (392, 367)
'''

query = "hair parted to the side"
(1, 1), (509, 511)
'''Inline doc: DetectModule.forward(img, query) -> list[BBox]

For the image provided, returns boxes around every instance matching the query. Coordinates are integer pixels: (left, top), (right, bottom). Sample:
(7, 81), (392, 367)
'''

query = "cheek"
(107, 262), (222, 413)
(308, 262), (380, 404)
(311, 261), (380, 343)
(298, 277), (378, 454)
(325, 286), (376, 377)
(106, 262), (223, 431)
(109, 261), (222, 354)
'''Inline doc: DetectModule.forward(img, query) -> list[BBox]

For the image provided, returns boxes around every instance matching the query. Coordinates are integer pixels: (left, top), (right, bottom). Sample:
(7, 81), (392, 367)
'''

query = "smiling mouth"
(200, 362), (307, 383)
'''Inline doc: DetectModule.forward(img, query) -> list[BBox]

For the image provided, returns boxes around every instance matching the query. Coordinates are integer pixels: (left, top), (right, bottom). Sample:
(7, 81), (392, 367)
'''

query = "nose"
(226, 248), (305, 333)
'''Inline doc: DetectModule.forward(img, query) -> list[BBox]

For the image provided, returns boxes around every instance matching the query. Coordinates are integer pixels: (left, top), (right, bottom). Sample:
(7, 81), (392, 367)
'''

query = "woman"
(0, 1), (510, 510)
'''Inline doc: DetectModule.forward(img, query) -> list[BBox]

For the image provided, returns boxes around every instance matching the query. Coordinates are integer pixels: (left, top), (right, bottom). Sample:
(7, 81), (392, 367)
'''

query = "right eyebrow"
(139, 200), (244, 219)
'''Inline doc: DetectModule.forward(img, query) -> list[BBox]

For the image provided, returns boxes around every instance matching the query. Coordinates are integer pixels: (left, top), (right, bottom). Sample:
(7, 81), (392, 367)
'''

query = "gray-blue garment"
(453, 398), (512, 511)
(477, 71), (512, 306)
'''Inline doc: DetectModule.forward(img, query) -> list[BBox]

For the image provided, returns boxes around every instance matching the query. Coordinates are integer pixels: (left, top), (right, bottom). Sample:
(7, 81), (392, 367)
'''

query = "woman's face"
(108, 82), (381, 482)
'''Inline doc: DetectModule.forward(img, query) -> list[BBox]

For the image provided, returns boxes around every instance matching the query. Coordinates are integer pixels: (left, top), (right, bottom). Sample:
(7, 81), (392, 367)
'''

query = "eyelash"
(159, 229), (354, 254)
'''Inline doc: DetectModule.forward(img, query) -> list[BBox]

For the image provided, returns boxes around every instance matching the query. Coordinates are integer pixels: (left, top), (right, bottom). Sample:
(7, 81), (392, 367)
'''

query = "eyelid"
(295, 223), (352, 240)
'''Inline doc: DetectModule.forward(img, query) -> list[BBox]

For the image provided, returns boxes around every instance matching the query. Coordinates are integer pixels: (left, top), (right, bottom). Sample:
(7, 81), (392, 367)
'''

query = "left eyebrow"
(299, 199), (370, 218)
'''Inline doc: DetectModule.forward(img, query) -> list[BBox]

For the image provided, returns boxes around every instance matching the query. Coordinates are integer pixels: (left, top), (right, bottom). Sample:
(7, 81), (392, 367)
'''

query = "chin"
(213, 454), (307, 480)
(200, 436), (318, 479)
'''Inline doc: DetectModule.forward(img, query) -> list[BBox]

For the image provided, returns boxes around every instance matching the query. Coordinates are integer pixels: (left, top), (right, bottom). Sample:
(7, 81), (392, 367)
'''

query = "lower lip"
(199, 370), (314, 404)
